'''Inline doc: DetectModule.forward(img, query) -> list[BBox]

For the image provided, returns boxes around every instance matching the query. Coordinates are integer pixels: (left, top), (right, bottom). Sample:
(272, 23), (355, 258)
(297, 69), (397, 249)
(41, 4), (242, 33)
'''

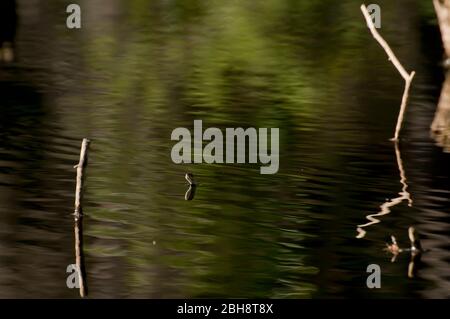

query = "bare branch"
(360, 4), (415, 141)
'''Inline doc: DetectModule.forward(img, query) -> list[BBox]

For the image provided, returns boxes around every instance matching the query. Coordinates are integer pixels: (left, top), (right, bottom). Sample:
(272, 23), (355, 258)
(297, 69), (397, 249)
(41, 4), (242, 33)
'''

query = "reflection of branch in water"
(385, 235), (402, 262)
(384, 227), (424, 278)
(185, 185), (196, 201)
(431, 70), (450, 152)
(72, 138), (90, 297)
(356, 143), (412, 238)
(408, 249), (422, 279)
(74, 215), (88, 297)
(184, 173), (197, 200)
(0, 0), (17, 63)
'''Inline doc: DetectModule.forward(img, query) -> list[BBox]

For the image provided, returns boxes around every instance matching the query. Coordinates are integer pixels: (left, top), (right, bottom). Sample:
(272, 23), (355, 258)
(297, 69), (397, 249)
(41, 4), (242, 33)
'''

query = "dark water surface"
(0, 0), (449, 298)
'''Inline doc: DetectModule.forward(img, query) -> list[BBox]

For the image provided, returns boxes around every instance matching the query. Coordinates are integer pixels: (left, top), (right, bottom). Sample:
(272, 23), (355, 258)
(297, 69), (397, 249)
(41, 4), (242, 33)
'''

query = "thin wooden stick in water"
(73, 138), (90, 297)
(74, 217), (88, 297)
(74, 138), (90, 218)
(360, 4), (415, 141)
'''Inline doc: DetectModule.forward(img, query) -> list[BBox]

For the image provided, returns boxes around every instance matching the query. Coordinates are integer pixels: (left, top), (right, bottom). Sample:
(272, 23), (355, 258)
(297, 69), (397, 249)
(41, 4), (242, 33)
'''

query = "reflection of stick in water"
(74, 215), (88, 297)
(407, 227), (420, 278)
(185, 185), (196, 201)
(408, 254), (421, 279)
(0, 0), (17, 63)
(185, 173), (196, 186)
(73, 138), (90, 297)
(184, 173), (197, 200)
(384, 227), (424, 278)
(385, 235), (402, 262)
(432, 1), (450, 151)
(407, 227), (423, 278)
(356, 143), (412, 238)
(431, 71), (450, 152)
